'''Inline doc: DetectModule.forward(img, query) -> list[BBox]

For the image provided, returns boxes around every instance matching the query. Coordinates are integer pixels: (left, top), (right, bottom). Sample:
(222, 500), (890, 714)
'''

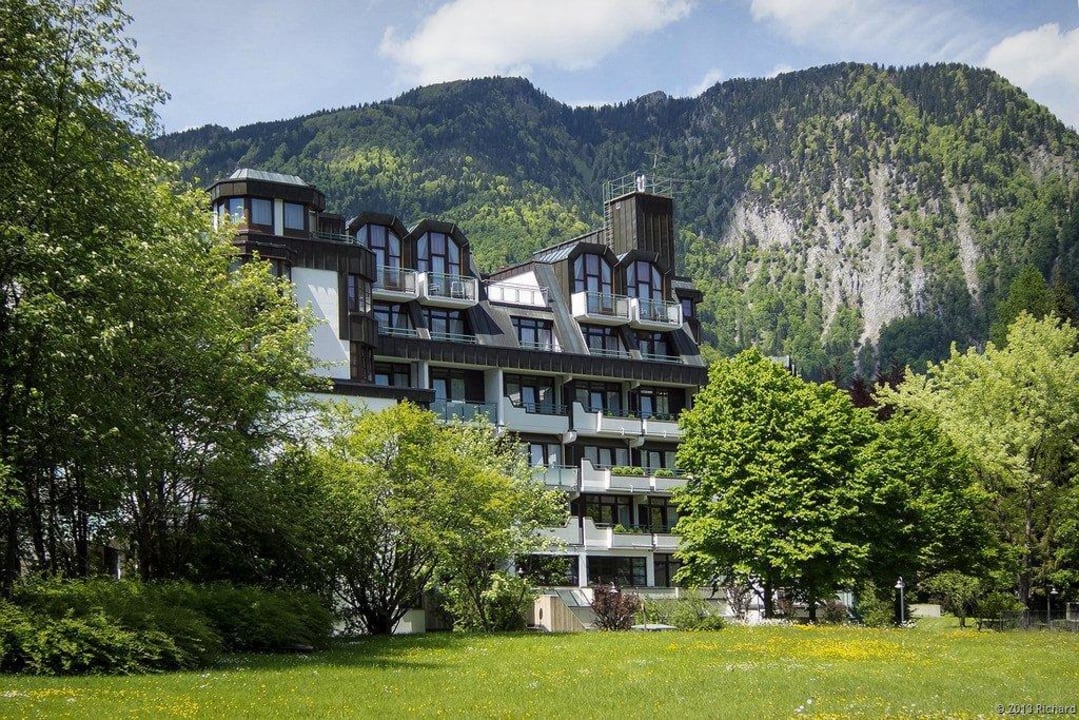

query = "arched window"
(573, 253), (612, 294)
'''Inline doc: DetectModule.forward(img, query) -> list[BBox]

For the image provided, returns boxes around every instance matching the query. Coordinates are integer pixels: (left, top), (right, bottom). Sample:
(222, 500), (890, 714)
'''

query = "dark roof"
(532, 240), (578, 264)
(227, 168), (310, 187)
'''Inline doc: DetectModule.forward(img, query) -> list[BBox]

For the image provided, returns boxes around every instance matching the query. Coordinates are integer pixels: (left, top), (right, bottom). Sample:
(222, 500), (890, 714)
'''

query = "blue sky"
(125, 0), (1079, 134)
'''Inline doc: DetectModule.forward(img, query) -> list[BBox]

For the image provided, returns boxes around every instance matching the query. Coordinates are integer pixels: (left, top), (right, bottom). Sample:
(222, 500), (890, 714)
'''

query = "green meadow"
(2, 621), (1077, 720)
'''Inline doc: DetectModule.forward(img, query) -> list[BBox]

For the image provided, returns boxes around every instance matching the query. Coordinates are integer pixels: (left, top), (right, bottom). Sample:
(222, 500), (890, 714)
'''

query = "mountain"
(153, 64), (1079, 380)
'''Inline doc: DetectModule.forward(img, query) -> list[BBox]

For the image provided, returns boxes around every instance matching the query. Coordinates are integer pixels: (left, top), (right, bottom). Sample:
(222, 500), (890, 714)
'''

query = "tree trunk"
(762, 578), (775, 619)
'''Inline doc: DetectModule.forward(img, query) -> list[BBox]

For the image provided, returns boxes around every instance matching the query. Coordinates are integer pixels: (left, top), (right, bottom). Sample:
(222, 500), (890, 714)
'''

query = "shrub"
(609, 466), (646, 477)
(855, 584), (896, 627)
(652, 468), (676, 478)
(976, 592), (1026, 629)
(446, 572), (534, 632)
(639, 597), (726, 630)
(820, 599), (849, 624)
(591, 584), (641, 630)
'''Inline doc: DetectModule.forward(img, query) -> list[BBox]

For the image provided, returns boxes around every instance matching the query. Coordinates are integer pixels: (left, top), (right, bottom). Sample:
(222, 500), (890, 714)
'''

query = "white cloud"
(688, 67), (724, 96)
(983, 23), (1079, 129)
(380, 0), (694, 84)
(766, 63), (794, 78)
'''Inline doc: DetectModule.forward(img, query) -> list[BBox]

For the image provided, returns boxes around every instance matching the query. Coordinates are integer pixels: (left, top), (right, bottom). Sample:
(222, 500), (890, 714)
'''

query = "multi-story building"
(209, 168), (708, 599)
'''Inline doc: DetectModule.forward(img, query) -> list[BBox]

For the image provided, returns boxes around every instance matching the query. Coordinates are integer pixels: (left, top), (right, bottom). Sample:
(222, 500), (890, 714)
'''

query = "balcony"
(373, 265), (418, 301)
(540, 521), (581, 546)
(418, 272), (479, 308)
(503, 397), (570, 434)
(531, 465), (579, 492)
(486, 282), (548, 308)
(571, 291), (630, 326)
(642, 415), (681, 440)
(630, 297), (682, 331)
(640, 352), (682, 364)
(378, 325), (419, 338)
(579, 459), (686, 493)
(572, 402), (642, 438)
(429, 330), (477, 344)
(430, 399), (495, 423)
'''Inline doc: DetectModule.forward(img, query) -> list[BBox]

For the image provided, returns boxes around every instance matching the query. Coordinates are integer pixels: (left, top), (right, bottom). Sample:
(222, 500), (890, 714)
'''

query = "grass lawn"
(2, 620), (1077, 719)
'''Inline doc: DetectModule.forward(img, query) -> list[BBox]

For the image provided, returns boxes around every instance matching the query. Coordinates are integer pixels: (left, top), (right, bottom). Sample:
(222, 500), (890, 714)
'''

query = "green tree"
(920, 571), (983, 627)
(883, 314), (1079, 607)
(0, 0), (318, 588)
(310, 403), (564, 634)
(675, 349), (872, 619)
(989, 265), (1054, 347)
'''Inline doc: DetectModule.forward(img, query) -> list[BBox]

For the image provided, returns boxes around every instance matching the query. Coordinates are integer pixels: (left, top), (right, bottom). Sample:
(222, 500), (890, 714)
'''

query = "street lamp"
(895, 577), (906, 625)
(1048, 587), (1059, 628)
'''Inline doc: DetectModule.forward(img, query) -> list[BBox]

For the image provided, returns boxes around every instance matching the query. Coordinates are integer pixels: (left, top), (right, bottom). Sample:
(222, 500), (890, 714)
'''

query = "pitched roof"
(227, 168), (310, 187)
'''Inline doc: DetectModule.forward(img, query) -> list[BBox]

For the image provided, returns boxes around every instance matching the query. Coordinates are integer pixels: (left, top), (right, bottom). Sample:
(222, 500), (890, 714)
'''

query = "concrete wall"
(293, 267), (349, 378)
(532, 594), (587, 632)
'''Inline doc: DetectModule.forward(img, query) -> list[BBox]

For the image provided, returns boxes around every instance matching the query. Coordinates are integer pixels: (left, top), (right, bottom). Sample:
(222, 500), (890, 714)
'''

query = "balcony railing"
(430, 399), (496, 423)
(429, 330), (477, 344)
(378, 325), (419, 338)
(420, 271), (478, 307)
(588, 346), (630, 359)
(531, 465), (579, 489)
(373, 265), (418, 296)
(640, 351), (682, 363)
(571, 291), (630, 325)
(487, 282), (548, 308)
(315, 230), (353, 244)
(512, 400), (567, 416)
(518, 339), (558, 352)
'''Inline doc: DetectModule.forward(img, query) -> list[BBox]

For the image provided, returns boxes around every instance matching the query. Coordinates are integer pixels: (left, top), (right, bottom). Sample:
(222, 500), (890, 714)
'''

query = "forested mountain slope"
(154, 64), (1079, 378)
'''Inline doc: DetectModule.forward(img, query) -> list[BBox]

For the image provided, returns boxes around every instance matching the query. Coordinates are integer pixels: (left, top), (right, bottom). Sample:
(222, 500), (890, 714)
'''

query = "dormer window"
(573, 253), (612, 294)
(283, 202), (305, 231)
(417, 232), (461, 276)
(626, 260), (663, 300)
(359, 224), (402, 269)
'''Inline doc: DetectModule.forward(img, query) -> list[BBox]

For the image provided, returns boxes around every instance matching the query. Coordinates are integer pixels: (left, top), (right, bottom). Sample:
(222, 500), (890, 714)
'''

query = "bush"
(855, 585), (896, 627)
(639, 597), (726, 630)
(820, 599), (849, 624)
(976, 592), (1026, 629)
(5, 578), (333, 674)
(591, 584), (641, 630)
(609, 466), (646, 477)
(446, 572), (534, 632)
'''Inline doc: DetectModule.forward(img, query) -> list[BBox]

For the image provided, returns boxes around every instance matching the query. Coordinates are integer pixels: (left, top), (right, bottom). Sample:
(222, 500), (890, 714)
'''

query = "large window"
(250, 198), (272, 226)
(639, 496), (678, 533)
(505, 374), (558, 414)
(374, 362), (411, 388)
(527, 441), (562, 467)
(425, 308), (468, 339)
(581, 325), (624, 357)
(223, 197), (245, 222)
(373, 302), (411, 333)
(581, 445), (630, 469)
(417, 231), (462, 276)
(654, 554), (682, 588)
(429, 367), (482, 402)
(626, 259), (663, 300)
(630, 386), (683, 419)
(680, 297), (695, 322)
(347, 274), (372, 314)
(573, 253), (612, 294)
(518, 555), (578, 587)
(283, 202), (304, 231)
(587, 556), (646, 587)
(350, 344), (374, 383)
(636, 331), (673, 359)
(512, 317), (554, 350)
(641, 447), (678, 471)
(574, 381), (622, 414)
(359, 224), (402, 269)
(573, 493), (632, 527)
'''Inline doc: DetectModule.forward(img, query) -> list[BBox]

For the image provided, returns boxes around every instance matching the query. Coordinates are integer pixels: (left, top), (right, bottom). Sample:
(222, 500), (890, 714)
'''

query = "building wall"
(293, 267), (350, 378)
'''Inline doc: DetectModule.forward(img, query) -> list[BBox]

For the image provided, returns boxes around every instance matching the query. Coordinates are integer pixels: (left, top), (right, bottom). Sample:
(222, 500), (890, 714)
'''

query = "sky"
(124, 0), (1079, 135)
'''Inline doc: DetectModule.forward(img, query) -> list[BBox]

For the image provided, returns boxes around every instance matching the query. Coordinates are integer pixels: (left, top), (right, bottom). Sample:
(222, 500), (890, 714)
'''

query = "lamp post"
(895, 577), (906, 625)
(1048, 587), (1058, 628)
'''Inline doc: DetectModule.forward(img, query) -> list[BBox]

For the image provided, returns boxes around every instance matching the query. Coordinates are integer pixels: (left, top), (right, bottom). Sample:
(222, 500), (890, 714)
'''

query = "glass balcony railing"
(424, 272), (477, 302)
(430, 399), (496, 423)
(637, 298), (681, 324)
(581, 291), (629, 318)
(374, 265), (417, 294)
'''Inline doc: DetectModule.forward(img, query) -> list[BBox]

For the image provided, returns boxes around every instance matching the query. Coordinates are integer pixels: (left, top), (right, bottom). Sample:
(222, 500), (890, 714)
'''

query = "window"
(654, 554), (682, 588)
(512, 317), (554, 350)
(505, 374), (558, 414)
(573, 253), (612, 294)
(225, 197), (245, 222)
(527, 442), (562, 467)
(581, 445), (630, 469)
(626, 259), (663, 300)
(425, 308), (467, 339)
(251, 198), (272, 226)
(283, 202), (304, 231)
(374, 362), (410, 387)
(639, 496), (678, 533)
(680, 297), (694, 321)
(587, 556), (646, 587)
(429, 367), (482, 402)
(417, 231), (461, 276)
(360, 224), (402, 269)
(517, 555), (578, 586)
(373, 302), (411, 333)
(581, 325), (624, 356)
(636, 332), (673, 359)
(347, 274), (372, 314)
(573, 493), (632, 527)
(630, 386), (684, 419)
(350, 343), (374, 383)
(641, 447), (677, 471)
(574, 381), (622, 414)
